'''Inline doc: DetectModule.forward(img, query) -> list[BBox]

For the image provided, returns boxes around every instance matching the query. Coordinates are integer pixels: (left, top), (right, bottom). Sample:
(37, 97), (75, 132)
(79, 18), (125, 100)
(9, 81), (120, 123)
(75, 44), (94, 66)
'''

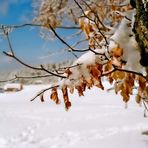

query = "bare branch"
(0, 23), (80, 30)
(3, 51), (66, 79)
(58, 26), (80, 30)
(30, 85), (59, 101)
(115, 67), (147, 80)
(102, 66), (147, 80)
(48, 24), (89, 53)
(58, 63), (83, 70)
(0, 74), (53, 83)
(0, 77), (17, 83)
(40, 65), (66, 78)
(63, 30), (83, 40)
(15, 74), (53, 79)
(2, 31), (67, 79)
(73, 0), (86, 19)
(2, 26), (14, 55)
(63, 38), (88, 52)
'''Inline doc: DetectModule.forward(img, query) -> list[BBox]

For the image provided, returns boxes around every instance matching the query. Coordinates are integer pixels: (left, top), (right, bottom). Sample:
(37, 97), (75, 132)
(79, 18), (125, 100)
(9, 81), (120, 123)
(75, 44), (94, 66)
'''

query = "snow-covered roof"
(4, 83), (22, 90)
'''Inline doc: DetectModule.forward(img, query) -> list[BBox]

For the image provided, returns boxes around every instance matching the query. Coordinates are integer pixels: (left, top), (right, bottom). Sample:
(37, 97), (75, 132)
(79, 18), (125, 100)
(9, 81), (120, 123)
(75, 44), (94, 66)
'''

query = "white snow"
(0, 83), (148, 148)
(109, 9), (144, 73)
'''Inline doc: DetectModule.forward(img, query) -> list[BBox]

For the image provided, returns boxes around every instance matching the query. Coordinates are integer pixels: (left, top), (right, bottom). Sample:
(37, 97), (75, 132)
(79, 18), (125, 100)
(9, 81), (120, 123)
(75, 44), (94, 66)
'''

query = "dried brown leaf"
(75, 85), (84, 96)
(111, 47), (123, 58)
(40, 94), (44, 102)
(50, 88), (60, 104)
(136, 95), (142, 104)
(120, 90), (129, 103)
(61, 86), (71, 110)
(69, 86), (74, 94)
(65, 68), (72, 77)
(104, 61), (113, 72)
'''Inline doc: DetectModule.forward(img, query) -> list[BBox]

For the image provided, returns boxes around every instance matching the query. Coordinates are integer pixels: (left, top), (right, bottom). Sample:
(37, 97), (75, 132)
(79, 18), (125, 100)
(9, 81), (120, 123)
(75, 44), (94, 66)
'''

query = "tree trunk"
(134, 0), (148, 79)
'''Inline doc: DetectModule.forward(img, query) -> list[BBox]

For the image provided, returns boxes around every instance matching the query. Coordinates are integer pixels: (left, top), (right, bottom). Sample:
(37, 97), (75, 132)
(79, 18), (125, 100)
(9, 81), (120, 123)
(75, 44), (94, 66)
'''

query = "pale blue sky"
(0, 0), (83, 70)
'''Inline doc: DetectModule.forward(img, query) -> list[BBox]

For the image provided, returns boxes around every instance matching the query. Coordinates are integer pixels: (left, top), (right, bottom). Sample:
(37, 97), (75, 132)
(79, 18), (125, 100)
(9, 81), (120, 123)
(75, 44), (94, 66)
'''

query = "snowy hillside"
(0, 83), (148, 148)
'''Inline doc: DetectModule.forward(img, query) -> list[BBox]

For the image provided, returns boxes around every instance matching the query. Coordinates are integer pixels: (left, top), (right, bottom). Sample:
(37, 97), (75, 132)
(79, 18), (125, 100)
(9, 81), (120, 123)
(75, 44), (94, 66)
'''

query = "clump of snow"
(109, 10), (144, 73)
(60, 48), (105, 87)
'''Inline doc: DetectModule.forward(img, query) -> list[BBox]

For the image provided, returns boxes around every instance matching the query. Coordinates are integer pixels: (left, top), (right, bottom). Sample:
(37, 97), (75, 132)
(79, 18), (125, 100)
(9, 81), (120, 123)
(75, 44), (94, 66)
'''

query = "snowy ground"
(0, 83), (148, 148)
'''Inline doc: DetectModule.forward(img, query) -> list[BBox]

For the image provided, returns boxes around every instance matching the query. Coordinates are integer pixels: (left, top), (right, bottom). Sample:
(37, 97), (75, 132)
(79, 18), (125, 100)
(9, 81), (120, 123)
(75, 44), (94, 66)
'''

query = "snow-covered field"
(0, 83), (148, 148)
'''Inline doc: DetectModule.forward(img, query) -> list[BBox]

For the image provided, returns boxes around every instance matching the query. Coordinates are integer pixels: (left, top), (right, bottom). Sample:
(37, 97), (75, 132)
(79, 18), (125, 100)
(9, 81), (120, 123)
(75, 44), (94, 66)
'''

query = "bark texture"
(134, 0), (148, 79)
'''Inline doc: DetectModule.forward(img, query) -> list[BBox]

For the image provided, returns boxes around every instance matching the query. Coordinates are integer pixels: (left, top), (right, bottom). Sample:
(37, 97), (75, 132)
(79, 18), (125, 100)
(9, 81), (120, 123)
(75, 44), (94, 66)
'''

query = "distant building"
(4, 83), (23, 92)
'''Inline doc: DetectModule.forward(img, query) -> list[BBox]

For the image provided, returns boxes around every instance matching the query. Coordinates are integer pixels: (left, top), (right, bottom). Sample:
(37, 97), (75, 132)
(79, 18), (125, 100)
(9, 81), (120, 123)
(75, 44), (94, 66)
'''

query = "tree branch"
(2, 26), (14, 55)
(15, 74), (53, 79)
(81, 0), (106, 29)
(48, 24), (89, 53)
(58, 63), (82, 70)
(3, 51), (66, 79)
(143, 100), (148, 117)
(0, 77), (17, 83)
(74, 0), (108, 45)
(2, 29), (67, 79)
(102, 65), (147, 80)
(0, 23), (80, 30)
(30, 85), (59, 101)
(0, 74), (54, 83)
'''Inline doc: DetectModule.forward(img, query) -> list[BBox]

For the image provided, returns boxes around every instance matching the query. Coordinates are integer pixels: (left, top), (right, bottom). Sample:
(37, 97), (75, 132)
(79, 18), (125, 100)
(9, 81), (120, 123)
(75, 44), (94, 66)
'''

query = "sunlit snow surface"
(0, 82), (148, 148)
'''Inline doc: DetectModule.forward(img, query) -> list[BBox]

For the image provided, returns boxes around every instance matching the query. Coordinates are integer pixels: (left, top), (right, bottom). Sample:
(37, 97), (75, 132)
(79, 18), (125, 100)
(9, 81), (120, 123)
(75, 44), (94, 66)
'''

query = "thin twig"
(63, 30), (83, 40)
(0, 77), (17, 83)
(49, 24), (89, 53)
(0, 74), (53, 83)
(3, 52), (66, 79)
(58, 63), (82, 70)
(2, 30), (66, 79)
(0, 23), (80, 30)
(115, 68), (147, 80)
(63, 39), (88, 51)
(81, 0), (105, 29)
(49, 24), (108, 57)
(102, 66), (147, 80)
(40, 65), (66, 78)
(15, 74), (53, 79)
(2, 26), (14, 55)
(30, 85), (59, 101)
(143, 100), (148, 117)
